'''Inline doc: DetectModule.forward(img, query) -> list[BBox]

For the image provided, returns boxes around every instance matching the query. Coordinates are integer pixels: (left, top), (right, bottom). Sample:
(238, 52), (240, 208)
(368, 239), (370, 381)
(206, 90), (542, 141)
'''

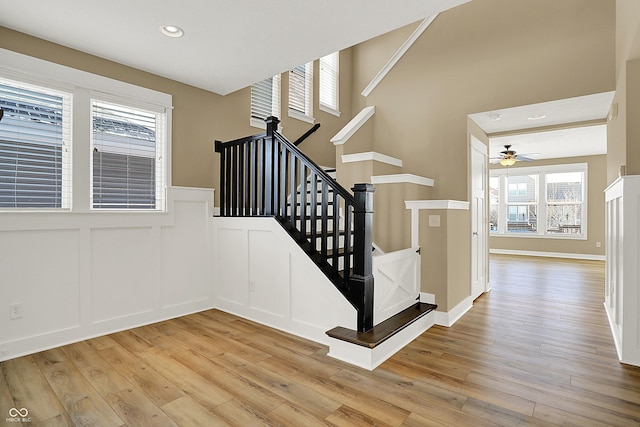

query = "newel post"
(351, 183), (375, 332)
(264, 116), (280, 215)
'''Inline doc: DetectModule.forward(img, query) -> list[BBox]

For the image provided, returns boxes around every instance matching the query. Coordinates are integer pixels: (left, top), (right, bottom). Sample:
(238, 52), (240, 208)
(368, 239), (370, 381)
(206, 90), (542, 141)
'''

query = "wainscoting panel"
(215, 227), (249, 307)
(161, 200), (214, 308)
(0, 187), (215, 362)
(605, 176), (640, 367)
(214, 217), (356, 345)
(91, 226), (155, 323)
(0, 229), (80, 342)
(248, 229), (290, 318)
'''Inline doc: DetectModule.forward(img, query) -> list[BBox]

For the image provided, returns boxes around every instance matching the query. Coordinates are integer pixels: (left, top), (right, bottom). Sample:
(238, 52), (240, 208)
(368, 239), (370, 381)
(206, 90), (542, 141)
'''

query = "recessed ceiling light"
(160, 25), (184, 38)
(527, 114), (546, 121)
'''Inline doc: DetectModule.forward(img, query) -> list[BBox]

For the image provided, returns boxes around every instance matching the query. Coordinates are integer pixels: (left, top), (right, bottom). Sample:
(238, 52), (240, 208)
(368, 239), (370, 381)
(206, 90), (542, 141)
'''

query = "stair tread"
(326, 302), (437, 349)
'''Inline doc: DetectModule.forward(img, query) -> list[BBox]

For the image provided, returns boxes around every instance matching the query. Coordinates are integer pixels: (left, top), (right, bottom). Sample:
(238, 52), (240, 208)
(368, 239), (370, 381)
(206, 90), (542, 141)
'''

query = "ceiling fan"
(491, 145), (536, 167)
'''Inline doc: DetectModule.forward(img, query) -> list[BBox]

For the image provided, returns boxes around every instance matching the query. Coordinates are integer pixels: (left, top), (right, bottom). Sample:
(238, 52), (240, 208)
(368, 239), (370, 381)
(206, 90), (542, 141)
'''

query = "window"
(546, 172), (583, 235)
(319, 52), (339, 116)
(0, 78), (71, 209)
(0, 48), (171, 212)
(288, 62), (314, 123)
(506, 174), (537, 233)
(91, 100), (165, 210)
(250, 74), (280, 128)
(490, 163), (587, 238)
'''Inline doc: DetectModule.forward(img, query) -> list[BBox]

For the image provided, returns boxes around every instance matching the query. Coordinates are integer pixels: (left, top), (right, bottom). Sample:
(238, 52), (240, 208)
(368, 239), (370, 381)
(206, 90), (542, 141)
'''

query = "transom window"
(490, 163), (587, 238)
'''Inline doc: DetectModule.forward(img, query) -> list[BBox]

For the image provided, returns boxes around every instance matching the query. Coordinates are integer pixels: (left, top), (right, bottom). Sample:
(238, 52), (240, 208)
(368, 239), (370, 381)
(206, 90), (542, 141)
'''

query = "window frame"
(288, 62), (314, 124)
(490, 163), (588, 239)
(319, 52), (340, 117)
(0, 77), (73, 210)
(90, 98), (167, 211)
(0, 48), (172, 213)
(250, 74), (281, 129)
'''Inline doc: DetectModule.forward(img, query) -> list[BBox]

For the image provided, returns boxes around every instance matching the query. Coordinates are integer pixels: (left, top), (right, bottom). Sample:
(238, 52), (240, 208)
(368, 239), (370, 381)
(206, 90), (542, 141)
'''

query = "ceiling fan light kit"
(499, 157), (517, 167)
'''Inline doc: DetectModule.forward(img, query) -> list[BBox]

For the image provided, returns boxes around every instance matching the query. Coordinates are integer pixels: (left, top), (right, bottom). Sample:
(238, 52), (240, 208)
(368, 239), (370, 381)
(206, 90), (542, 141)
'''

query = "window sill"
(250, 117), (267, 130)
(288, 109), (315, 124)
(319, 104), (341, 117)
(490, 232), (587, 241)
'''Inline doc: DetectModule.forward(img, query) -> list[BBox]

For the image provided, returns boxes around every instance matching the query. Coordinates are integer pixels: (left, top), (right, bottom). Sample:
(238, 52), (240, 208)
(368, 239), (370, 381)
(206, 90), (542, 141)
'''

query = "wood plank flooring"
(2, 255), (640, 426)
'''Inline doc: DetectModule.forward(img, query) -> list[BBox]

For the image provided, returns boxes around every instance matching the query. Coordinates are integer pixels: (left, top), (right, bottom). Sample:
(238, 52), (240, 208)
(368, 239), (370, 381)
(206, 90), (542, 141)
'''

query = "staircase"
(214, 116), (435, 349)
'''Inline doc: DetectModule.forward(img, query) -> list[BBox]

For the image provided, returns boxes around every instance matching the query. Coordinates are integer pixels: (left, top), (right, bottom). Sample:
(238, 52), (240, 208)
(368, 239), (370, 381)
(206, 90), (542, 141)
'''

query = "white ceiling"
(469, 92), (615, 161)
(0, 0), (469, 95)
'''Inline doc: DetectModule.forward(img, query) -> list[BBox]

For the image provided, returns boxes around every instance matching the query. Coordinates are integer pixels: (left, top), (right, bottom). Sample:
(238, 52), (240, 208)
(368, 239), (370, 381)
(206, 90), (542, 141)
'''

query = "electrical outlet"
(596, 242), (602, 248)
(428, 215), (441, 227)
(10, 303), (23, 320)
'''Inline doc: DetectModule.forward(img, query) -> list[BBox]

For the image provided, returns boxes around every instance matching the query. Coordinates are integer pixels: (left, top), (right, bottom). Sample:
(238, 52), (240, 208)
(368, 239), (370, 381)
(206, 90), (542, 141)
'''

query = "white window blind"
(0, 78), (71, 209)
(319, 52), (339, 115)
(91, 100), (165, 210)
(251, 75), (280, 127)
(289, 62), (313, 120)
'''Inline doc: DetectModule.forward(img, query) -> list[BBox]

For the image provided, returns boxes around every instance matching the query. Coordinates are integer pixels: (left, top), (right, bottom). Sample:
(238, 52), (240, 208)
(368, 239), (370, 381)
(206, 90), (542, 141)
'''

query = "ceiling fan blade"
(516, 155), (535, 162)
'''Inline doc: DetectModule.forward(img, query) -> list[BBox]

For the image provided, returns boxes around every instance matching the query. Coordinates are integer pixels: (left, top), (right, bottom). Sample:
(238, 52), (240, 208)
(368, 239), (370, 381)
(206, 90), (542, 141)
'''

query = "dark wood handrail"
(214, 116), (375, 331)
(293, 123), (321, 146)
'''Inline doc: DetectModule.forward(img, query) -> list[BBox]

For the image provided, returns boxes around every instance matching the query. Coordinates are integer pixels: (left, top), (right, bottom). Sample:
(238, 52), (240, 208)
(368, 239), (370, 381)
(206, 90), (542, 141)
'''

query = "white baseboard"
(490, 248), (605, 261)
(420, 292), (436, 304)
(434, 296), (473, 327)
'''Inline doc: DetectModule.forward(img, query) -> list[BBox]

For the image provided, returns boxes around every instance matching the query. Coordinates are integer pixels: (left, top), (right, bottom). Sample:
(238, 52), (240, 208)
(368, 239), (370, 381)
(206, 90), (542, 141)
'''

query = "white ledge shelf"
(331, 106), (375, 146)
(341, 151), (402, 168)
(405, 200), (469, 210)
(371, 174), (434, 187)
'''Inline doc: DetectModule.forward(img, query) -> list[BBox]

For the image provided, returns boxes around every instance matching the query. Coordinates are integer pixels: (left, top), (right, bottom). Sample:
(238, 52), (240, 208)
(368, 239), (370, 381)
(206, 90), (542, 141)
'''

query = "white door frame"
(470, 135), (489, 300)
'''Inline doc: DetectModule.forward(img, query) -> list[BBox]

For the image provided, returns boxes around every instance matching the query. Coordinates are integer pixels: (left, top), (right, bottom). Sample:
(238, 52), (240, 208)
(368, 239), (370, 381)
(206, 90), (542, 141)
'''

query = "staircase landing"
(326, 302), (436, 348)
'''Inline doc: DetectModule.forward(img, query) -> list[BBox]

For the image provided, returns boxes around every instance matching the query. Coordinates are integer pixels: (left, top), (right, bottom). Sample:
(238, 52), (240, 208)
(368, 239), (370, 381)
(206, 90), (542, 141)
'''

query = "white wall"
(0, 187), (215, 361)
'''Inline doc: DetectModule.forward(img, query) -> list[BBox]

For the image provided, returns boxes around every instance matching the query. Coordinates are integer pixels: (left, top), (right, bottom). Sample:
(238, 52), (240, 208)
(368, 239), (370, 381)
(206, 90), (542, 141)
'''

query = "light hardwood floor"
(2, 255), (640, 426)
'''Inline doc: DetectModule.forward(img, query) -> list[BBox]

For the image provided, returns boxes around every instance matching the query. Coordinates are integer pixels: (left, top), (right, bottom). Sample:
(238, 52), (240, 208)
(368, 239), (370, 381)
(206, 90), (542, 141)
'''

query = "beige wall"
(0, 27), (353, 204)
(419, 208), (470, 311)
(489, 155), (607, 257)
(348, 0), (614, 311)
(353, 0), (615, 202)
(608, 1), (640, 184)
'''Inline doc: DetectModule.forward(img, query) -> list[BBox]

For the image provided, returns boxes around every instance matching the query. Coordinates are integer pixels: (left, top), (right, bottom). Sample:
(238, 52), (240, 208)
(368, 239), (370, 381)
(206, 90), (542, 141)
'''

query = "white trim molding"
(490, 249), (605, 261)
(361, 15), (439, 97)
(371, 174), (434, 187)
(341, 151), (402, 168)
(331, 106), (375, 145)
